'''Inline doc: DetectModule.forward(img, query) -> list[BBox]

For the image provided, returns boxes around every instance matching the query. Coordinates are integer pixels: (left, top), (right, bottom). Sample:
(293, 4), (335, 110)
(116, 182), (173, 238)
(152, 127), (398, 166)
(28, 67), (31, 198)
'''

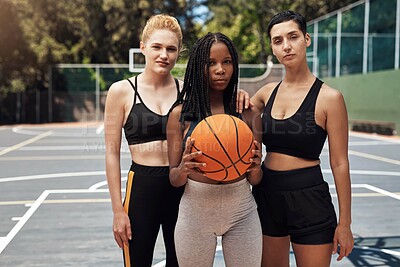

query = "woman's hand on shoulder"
(236, 89), (252, 114)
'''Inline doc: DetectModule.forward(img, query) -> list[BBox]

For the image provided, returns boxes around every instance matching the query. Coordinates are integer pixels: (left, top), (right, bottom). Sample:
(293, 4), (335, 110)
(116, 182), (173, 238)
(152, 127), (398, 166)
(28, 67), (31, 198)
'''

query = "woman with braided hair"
(167, 32), (263, 267)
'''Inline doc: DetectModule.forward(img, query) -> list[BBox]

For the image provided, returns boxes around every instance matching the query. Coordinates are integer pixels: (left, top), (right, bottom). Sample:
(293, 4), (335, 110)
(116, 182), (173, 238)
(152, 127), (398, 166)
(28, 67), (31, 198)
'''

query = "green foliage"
(0, 0), (202, 93)
(201, 0), (358, 63)
(0, 0), (360, 94)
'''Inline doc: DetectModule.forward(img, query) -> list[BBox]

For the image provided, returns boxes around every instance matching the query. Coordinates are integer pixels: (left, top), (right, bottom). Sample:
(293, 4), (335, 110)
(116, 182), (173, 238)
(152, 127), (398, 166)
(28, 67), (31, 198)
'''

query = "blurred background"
(0, 0), (399, 135)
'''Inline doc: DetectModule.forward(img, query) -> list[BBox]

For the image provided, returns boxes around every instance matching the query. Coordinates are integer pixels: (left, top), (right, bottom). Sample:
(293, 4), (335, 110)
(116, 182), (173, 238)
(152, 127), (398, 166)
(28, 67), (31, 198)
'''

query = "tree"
(202, 0), (358, 63)
(0, 0), (201, 93)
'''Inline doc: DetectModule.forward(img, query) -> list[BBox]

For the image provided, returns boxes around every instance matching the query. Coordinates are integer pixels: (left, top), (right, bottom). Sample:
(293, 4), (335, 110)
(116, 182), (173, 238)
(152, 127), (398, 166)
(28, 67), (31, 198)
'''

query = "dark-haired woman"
(167, 32), (263, 267)
(249, 10), (354, 267)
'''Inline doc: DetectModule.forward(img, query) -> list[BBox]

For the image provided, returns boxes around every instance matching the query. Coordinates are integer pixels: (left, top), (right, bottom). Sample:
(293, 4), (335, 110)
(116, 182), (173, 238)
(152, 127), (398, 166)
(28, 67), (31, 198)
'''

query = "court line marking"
(348, 141), (399, 146)
(355, 245), (400, 257)
(329, 184), (400, 201)
(0, 131), (52, 156)
(322, 169), (400, 177)
(348, 150), (400, 165)
(0, 145), (104, 150)
(0, 190), (50, 254)
(2, 169), (399, 183)
(0, 154), (131, 161)
(0, 171), (107, 183)
(1, 184), (400, 260)
(96, 124), (104, 134)
(0, 189), (108, 254)
(12, 127), (100, 137)
(349, 132), (400, 144)
(2, 191), (400, 207)
(89, 178), (127, 191)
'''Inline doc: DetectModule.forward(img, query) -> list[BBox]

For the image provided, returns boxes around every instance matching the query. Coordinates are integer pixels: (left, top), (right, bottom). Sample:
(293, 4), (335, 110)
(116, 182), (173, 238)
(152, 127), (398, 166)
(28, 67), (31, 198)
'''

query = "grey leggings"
(175, 178), (262, 267)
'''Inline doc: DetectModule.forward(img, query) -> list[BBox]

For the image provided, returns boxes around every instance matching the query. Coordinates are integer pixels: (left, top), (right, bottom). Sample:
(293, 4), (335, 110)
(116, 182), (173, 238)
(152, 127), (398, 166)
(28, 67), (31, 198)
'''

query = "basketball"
(190, 114), (255, 182)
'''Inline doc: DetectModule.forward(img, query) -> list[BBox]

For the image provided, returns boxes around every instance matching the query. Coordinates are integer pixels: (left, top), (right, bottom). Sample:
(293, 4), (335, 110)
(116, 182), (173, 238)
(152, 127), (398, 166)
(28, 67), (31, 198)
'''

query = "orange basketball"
(190, 114), (255, 182)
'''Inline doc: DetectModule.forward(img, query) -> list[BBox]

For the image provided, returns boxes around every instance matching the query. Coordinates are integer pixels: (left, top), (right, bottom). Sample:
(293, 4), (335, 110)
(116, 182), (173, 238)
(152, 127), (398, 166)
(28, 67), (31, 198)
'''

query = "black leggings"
(123, 162), (184, 267)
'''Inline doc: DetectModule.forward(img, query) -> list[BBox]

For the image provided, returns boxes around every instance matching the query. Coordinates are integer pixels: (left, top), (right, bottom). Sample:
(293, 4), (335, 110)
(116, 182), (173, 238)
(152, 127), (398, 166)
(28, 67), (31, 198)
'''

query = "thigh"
(124, 171), (160, 267)
(174, 220), (217, 267)
(285, 182), (337, 244)
(261, 235), (290, 267)
(292, 243), (333, 267)
(252, 184), (288, 237)
(161, 183), (184, 266)
(222, 209), (262, 267)
(174, 189), (218, 267)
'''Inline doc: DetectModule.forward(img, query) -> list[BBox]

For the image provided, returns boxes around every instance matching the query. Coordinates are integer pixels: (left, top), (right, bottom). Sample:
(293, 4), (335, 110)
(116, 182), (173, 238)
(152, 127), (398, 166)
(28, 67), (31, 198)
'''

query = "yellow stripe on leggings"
(123, 171), (134, 267)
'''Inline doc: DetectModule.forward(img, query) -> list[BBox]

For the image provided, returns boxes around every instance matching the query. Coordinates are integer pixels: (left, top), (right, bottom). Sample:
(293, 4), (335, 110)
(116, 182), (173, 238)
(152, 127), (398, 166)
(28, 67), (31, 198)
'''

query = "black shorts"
(252, 164), (337, 245)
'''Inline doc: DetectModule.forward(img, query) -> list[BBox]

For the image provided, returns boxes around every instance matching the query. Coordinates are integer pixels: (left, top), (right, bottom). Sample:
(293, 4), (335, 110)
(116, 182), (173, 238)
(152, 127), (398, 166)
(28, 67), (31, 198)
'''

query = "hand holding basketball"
(246, 140), (262, 173)
(178, 137), (206, 177)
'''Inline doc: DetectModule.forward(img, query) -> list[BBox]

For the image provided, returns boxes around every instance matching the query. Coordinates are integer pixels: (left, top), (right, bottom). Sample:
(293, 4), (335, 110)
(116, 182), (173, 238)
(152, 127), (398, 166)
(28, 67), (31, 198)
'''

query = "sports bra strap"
(126, 77), (138, 105)
(127, 76), (180, 106)
(174, 78), (180, 96)
(133, 76), (146, 104)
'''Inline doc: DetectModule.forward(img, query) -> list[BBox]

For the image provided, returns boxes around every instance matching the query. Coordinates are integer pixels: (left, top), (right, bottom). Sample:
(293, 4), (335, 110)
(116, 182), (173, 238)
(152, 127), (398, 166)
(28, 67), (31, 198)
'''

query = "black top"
(262, 78), (327, 160)
(123, 76), (180, 145)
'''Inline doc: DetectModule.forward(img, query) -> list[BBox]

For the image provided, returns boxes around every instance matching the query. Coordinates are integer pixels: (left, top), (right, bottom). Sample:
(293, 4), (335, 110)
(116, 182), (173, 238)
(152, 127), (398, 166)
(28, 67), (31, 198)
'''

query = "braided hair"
(174, 32), (239, 122)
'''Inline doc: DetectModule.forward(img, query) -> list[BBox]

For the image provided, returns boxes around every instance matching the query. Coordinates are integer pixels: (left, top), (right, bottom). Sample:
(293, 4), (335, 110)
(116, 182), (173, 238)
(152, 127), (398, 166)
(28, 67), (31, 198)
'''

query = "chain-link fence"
(307, 0), (400, 78)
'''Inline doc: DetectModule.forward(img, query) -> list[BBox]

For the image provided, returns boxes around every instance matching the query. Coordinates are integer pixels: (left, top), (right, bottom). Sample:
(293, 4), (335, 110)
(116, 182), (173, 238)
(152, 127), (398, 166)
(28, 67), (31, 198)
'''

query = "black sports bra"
(123, 76), (180, 145)
(262, 78), (327, 160)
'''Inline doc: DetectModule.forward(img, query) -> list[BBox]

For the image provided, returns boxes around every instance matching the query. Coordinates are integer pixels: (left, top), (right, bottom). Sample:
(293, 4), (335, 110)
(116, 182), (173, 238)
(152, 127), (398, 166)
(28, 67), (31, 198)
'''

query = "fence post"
(36, 90), (40, 123)
(48, 65), (53, 122)
(96, 65), (100, 122)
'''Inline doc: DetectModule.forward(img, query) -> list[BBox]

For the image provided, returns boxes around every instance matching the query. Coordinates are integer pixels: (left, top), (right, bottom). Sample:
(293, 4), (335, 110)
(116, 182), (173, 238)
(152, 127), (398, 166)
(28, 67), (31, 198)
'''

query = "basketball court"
(0, 123), (399, 266)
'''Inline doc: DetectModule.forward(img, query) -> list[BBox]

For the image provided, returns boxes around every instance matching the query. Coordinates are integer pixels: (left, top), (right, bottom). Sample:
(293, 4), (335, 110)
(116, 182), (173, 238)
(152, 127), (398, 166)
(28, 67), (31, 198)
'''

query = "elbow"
(330, 158), (349, 170)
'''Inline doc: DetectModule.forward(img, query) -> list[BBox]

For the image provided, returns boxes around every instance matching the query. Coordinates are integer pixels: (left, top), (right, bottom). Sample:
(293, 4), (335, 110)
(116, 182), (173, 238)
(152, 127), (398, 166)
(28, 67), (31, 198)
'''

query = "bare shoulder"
(108, 79), (131, 97)
(251, 82), (279, 110)
(169, 104), (183, 119)
(319, 83), (345, 106)
(256, 81), (279, 98)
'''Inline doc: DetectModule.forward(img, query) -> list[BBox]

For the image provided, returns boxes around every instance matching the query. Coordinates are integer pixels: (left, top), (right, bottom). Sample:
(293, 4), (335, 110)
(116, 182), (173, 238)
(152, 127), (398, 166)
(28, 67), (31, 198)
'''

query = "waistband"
(130, 161), (169, 175)
(187, 177), (249, 190)
(261, 164), (324, 191)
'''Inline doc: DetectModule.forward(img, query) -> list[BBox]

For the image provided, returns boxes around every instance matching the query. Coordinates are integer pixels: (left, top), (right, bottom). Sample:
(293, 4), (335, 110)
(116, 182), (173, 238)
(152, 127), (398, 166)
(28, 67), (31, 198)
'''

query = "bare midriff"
(129, 140), (169, 166)
(264, 152), (320, 171)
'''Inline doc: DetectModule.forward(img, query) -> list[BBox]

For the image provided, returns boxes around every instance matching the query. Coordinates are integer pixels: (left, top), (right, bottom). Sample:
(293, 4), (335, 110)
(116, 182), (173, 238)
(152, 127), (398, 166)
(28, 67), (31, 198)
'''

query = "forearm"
(247, 168), (262, 185)
(169, 167), (188, 187)
(331, 162), (352, 226)
(106, 153), (124, 213)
